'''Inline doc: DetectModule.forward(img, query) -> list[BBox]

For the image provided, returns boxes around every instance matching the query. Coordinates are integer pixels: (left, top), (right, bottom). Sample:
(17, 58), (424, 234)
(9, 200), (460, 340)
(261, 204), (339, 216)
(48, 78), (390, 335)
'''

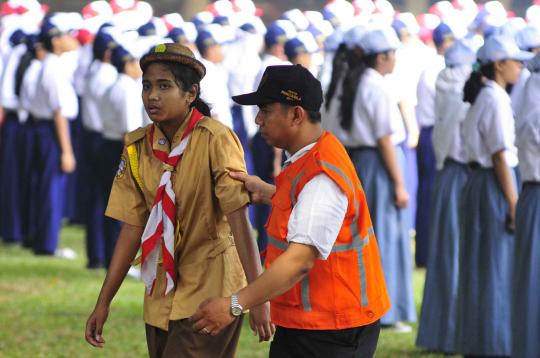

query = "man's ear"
(291, 106), (306, 126)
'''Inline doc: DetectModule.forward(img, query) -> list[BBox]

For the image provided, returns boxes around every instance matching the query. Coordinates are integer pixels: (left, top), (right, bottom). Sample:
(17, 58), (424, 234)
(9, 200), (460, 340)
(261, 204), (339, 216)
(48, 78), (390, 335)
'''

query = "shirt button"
(366, 311), (374, 318)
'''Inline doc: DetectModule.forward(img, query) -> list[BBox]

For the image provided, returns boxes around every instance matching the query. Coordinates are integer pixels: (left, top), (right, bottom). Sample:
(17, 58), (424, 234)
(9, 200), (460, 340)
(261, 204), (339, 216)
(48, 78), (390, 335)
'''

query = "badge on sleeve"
(116, 155), (127, 179)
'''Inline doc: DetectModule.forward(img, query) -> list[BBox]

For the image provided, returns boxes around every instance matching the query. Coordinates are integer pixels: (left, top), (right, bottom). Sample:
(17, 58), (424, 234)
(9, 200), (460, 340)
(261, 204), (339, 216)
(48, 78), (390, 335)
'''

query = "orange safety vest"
(265, 131), (390, 330)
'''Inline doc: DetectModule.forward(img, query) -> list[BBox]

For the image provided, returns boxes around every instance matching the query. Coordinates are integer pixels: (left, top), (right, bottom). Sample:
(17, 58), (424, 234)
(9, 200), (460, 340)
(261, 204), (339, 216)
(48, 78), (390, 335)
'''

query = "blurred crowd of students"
(0, 0), (539, 356)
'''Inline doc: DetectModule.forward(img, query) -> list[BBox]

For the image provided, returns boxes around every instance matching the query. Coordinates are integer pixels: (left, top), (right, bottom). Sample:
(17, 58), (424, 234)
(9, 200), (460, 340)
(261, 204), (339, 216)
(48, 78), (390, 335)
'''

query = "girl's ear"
(188, 84), (198, 103)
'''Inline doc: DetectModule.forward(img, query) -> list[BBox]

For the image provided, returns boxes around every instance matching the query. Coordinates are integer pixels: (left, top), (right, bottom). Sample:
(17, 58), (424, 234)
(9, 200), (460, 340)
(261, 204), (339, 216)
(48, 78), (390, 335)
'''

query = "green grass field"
(0, 225), (455, 357)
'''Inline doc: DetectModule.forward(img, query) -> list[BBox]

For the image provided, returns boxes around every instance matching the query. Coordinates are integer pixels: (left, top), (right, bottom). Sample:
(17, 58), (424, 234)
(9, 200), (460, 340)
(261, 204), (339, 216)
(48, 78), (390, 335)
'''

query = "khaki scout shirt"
(106, 114), (249, 330)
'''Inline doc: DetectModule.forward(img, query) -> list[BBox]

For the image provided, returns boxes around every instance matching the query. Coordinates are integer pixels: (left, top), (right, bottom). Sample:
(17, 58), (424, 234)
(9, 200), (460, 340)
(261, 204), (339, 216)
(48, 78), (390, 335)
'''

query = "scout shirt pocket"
(172, 233), (246, 320)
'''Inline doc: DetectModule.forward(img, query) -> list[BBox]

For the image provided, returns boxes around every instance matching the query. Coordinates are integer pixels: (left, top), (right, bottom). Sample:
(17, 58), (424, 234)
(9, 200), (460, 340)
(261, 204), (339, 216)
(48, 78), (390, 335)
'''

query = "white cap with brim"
(477, 35), (534, 64)
(343, 24), (368, 50)
(445, 40), (477, 67)
(358, 26), (401, 55)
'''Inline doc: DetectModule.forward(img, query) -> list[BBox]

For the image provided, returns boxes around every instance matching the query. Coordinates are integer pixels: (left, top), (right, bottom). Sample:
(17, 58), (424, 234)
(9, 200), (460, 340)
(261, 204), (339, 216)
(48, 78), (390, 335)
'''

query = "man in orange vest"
(191, 64), (390, 357)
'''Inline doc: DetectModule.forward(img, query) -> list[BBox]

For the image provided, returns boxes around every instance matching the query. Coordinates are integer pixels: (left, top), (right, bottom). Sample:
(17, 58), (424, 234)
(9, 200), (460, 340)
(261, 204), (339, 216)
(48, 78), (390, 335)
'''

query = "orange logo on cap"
(281, 90), (301, 102)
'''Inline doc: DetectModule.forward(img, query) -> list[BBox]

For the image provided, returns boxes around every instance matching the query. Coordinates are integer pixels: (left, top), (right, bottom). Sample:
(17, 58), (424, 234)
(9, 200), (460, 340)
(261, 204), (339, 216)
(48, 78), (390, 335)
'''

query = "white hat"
(515, 25), (540, 51)
(343, 24), (368, 49)
(477, 35), (534, 64)
(526, 5), (540, 24)
(359, 26), (401, 55)
(282, 9), (310, 31)
(162, 13), (184, 29)
(445, 40), (476, 67)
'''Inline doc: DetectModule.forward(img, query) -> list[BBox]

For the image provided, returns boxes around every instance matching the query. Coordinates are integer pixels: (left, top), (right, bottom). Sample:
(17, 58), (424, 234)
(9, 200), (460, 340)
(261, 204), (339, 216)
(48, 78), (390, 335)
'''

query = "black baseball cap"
(232, 64), (323, 112)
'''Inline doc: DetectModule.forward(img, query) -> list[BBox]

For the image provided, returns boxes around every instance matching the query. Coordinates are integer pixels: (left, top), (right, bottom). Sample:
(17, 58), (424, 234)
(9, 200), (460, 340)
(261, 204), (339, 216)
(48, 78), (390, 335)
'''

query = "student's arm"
(85, 223), (143, 348)
(228, 172), (276, 205)
(377, 135), (409, 208)
(53, 110), (76, 173)
(492, 150), (517, 232)
(191, 243), (318, 335)
(399, 101), (420, 148)
(227, 208), (274, 341)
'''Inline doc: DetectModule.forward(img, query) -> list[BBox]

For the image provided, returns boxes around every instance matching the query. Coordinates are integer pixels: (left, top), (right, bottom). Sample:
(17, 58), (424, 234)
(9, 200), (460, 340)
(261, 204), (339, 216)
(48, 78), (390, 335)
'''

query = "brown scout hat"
(139, 43), (206, 79)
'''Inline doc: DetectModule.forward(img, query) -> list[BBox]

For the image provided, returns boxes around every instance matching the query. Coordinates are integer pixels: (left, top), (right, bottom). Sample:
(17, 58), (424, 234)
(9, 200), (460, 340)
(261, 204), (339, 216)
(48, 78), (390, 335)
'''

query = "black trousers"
(269, 320), (380, 358)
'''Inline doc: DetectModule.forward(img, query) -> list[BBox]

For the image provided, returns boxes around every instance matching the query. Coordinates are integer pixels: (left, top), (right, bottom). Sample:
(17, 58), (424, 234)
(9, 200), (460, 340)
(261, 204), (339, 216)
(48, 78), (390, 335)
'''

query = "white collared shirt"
(516, 72), (540, 182)
(416, 54), (445, 127)
(101, 73), (144, 140)
(283, 142), (348, 260)
(18, 58), (42, 123)
(349, 68), (406, 147)
(81, 60), (118, 132)
(462, 80), (518, 168)
(200, 58), (233, 129)
(30, 53), (79, 119)
(432, 65), (472, 169)
(0, 43), (26, 110)
(510, 67), (531, 119)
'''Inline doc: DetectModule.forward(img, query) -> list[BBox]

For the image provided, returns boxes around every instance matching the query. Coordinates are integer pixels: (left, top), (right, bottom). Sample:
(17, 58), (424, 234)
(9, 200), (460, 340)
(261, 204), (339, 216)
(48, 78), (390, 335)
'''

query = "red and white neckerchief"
(140, 108), (204, 295)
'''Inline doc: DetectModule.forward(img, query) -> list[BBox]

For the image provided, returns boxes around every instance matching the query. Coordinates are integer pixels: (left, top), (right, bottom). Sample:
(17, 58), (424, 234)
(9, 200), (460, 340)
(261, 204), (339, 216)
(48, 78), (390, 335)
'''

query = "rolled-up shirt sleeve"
(286, 173), (348, 260)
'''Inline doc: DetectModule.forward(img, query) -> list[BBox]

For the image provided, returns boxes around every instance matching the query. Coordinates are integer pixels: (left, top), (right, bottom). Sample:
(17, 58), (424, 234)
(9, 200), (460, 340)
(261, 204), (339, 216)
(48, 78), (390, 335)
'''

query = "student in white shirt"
(456, 35), (533, 357)
(196, 24), (233, 129)
(413, 22), (454, 267)
(416, 40), (476, 354)
(16, 36), (46, 250)
(98, 45), (143, 268)
(510, 25), (540, 118)
(512, 51), (540, 358)
(80, 29), (118, 269)
(0, 29), (29, 245)
(346, 27), (416, 332)
(28, 14), (80, 256)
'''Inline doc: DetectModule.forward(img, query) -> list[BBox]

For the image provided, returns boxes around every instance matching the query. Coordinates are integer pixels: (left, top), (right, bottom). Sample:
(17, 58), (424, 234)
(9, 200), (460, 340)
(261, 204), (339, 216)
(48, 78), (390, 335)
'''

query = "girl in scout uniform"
(456, 35), (533, 357)
(85, 43), (272, 357)
(340, 27), (416, 332)
(512, 51), (540, 358)
(416, 40), (475, 354)
(98, 45), (143, 268)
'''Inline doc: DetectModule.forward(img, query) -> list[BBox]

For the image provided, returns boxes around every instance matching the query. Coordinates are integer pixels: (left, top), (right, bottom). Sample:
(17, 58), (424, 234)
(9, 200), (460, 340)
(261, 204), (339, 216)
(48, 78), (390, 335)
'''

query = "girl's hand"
(85, 304), (109, 348)
(506, 200), (517, 233)
(394, 183), (409, 209)
(61, 151), (76, 173)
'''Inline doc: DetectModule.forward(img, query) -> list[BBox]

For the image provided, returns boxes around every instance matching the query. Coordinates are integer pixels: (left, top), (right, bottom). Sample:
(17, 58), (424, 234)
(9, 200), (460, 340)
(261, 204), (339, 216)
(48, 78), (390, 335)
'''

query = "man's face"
(255, 102), (292, 149)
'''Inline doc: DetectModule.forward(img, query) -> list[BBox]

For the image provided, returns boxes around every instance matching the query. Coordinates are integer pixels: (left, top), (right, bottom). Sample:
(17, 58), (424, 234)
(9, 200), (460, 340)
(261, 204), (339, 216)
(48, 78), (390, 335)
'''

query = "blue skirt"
(0, 112), (22, 243)
(416, 160), (469, 353)
(99, 138), (123, 267)
(456, 166), (516, 356)
(512, 183), (540, 358)
(28, 121), (67, 254)
(415, 126), (437, 267)
(350, 147), (416, 324)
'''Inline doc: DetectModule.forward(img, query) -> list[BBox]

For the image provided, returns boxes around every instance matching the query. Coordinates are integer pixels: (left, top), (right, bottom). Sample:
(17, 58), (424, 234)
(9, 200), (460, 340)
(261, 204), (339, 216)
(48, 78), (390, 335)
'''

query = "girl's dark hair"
(151, 61), (211, 117)
(330, 45), (378, 131)
(325, 43), (348, 110)
(463, 62), (496, 104)
(15, 39), (39, 96)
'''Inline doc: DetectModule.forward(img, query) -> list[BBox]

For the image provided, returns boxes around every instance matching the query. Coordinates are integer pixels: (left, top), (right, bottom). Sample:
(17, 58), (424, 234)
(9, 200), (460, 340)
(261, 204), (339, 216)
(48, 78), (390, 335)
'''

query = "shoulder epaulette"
(124, 126), (148, 146)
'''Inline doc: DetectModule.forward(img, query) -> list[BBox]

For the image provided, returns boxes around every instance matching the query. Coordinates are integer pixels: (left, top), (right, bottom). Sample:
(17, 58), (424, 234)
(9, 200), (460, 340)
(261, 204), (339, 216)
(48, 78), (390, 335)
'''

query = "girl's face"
(142, 63), (196, 125)
(497, 59), (523, 85)
(377, 50), (396, 75)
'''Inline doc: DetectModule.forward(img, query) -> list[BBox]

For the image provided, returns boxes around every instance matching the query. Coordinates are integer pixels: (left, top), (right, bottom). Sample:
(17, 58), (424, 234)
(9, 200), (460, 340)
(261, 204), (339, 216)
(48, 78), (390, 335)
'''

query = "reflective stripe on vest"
(269, 159), (374, 311)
